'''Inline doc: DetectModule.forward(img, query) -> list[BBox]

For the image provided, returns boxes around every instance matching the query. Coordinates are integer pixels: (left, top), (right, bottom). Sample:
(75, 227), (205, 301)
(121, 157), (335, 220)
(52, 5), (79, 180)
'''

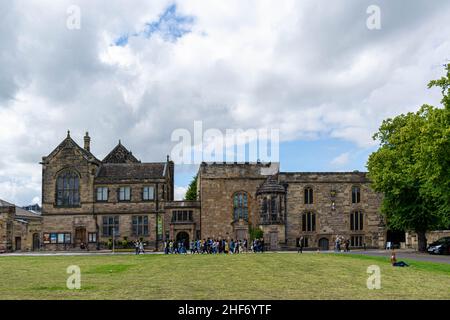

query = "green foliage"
(249, 224), (263, 241)
(367, 64), (450, 250)
(185, 174), (198, 200)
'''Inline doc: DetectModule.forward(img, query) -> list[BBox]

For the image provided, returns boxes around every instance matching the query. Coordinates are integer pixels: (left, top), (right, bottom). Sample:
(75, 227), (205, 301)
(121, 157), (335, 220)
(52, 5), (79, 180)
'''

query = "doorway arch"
(176, 231), (190, 248)
(318, 237), (329, 251)
(32, 233), (40, 251)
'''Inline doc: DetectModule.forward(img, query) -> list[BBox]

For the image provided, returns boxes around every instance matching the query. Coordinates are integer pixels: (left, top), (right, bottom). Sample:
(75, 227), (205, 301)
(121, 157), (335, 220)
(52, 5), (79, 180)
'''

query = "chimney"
(84, 132), (91, 152)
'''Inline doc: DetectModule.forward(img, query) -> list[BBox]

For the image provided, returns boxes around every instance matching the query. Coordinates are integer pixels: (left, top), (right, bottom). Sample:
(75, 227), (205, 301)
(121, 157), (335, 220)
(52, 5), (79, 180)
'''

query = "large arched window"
(233, 192), (248, 221)
(56, 170), (80, 206)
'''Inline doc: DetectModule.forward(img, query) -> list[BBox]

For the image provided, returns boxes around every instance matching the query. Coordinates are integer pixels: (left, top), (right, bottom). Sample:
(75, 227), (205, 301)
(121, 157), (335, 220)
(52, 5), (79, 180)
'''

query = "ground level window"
(88, 232), (97, 243)
(132, 216), (149, 236)
(103, 216), (119, 236)
(43, 233), (71, 244)
(351, 235), (364, 247)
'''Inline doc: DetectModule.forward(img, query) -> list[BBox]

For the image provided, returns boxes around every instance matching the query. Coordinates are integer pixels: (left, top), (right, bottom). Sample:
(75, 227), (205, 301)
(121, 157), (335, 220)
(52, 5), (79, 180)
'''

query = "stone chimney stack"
(84, 132), (91, 152)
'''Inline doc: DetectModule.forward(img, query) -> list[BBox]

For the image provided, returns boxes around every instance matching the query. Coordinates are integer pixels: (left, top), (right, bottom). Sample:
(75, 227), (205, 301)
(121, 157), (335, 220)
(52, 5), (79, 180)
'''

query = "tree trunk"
(416, 230), (427, 252)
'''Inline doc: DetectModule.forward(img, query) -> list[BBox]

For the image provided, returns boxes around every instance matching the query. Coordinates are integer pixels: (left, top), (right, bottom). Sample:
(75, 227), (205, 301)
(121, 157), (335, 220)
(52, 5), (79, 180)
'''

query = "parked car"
(427, 237), (450, 255)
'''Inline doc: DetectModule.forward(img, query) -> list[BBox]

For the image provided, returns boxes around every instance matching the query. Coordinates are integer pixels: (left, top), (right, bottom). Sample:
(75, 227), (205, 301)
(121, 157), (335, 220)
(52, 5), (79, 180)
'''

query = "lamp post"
(112, 228), (115, 254)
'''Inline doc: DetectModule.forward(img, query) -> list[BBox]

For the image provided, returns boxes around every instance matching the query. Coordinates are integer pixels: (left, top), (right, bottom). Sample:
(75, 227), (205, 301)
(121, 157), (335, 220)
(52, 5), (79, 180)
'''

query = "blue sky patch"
(114, 4), (194, 46)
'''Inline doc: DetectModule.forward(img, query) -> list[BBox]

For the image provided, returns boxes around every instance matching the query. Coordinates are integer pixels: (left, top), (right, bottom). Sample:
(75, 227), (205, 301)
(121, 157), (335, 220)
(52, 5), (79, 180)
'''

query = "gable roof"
(102, 141), (140, 164)
(95, 163), (166, 182)
(0, 199), (42, 220)
(42, 131), (100, 164)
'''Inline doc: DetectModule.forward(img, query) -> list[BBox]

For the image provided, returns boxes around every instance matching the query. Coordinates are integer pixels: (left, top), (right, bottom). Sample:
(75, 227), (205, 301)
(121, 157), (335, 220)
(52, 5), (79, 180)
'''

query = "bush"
(249, 225), (263, 241)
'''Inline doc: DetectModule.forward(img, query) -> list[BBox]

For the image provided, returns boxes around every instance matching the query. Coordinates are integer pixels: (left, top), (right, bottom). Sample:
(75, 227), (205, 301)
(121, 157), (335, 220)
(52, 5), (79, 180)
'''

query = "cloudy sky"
(0, 0), (449, 205)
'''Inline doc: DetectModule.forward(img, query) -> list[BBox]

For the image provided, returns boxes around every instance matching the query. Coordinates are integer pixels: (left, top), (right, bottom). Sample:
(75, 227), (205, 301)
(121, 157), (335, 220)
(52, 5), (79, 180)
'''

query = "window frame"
(352, 186), (361, 204)
(118, 186), (131, 202)
(96, 187), (109, 202)
(304, 187), (314, 205)
(132, 215), (149, 236)
(142, 186), (155, 201)
(233, 192), (249, 221)
(350, 210), (364, 231)
(102, 216), (120, 237)
(55, 170), (80, 207)
(88, 232), (97, 243)
(302, 211), (316, 232)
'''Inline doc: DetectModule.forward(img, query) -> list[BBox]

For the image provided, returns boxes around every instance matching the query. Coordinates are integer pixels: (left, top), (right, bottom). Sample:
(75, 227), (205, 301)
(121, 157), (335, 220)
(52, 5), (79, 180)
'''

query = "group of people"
(163, 238), (266, 254)
(334, 236), (351, 252)
(133, 240), (145, 255)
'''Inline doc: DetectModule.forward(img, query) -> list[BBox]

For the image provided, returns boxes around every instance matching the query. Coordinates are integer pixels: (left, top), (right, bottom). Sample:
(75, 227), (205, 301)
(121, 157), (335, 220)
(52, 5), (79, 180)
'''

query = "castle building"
(35, 132), (386, 251)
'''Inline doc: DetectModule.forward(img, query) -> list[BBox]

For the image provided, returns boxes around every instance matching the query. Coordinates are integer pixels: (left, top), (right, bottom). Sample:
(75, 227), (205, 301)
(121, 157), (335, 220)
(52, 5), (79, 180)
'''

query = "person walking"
(139, 241), (145, 254)
(344, 239), (350, 252)
(298, 237), (304, 253)
(134, 240), (140, 255)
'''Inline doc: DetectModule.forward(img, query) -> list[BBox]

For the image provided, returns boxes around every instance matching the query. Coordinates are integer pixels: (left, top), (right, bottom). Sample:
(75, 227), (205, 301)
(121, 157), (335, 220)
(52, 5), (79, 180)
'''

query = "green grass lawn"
(0, 253), (449, 300)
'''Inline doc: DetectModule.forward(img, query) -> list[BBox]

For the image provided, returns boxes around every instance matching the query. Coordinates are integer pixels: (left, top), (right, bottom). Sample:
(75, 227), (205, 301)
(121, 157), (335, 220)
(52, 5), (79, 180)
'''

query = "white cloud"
(330, 152), (350, 167)
(0, 0), (449, 204)
(174, 186), (188, 201)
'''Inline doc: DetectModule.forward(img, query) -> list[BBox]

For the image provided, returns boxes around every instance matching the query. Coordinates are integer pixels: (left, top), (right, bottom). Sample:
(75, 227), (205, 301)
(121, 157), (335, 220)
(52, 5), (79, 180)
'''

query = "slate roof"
(95, 163), (166, 182)
(0, 199), (42, 219)
(256, 175), (286, 195)
(42, 132), (100, 163)
(102, 142), (140, 164)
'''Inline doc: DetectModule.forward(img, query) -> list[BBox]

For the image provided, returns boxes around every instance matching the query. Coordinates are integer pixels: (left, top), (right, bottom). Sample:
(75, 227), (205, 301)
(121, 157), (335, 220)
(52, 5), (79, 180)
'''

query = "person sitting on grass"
(390, 250), (409, 267)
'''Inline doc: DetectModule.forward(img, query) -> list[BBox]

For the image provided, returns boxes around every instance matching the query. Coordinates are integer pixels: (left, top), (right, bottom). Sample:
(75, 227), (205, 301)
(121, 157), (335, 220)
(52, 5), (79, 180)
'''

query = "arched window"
(350, 211), (364, 231)
(262, 197), (268, 213)
(302, 212), (316, 232)
(304, 187), (313, 204)
(233, 192), (248, 221)
(352, 186), (361, 204)
(56, 170), (80, 206)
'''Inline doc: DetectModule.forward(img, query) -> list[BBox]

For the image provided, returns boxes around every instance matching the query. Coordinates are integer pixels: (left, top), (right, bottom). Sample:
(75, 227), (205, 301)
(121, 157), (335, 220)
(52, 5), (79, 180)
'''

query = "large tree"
(184, 174), (198, 201)
(367, 64), (450, 252)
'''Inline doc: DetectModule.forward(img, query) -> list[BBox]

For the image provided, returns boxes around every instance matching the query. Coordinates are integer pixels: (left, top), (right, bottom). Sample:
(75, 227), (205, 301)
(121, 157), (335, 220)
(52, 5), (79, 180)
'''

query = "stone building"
(0, 199), (42, 252)
(35, 132), (386, 251)
(197, 162), (386, 250)
(41, 131), (174, 250)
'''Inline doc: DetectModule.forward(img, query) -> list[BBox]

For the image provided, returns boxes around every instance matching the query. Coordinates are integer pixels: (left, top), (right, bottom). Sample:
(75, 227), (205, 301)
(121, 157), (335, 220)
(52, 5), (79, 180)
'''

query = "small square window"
(143, 186), (154, 201)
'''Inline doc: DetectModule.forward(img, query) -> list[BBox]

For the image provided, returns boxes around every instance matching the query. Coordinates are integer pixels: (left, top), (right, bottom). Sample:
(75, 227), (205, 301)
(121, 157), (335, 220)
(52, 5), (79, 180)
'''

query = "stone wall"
(280, 172), (385, 249)
(405, 230), (450, 249)
(198, 163), (278, 240)
(163, 201), (201, 243)
(0, 205), (14, 252)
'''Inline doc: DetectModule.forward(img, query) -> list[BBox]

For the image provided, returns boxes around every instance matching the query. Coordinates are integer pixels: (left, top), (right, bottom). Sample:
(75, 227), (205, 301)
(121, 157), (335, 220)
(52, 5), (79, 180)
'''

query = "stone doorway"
(15, 237), (21, 251)
(75, 227), (86, 247)
(176, 231), (189, 248)
(235, 229), (247, 241)
(269, 232), (278, 251)
(32, 233), (40, 251)
(319, 237), (329, 251)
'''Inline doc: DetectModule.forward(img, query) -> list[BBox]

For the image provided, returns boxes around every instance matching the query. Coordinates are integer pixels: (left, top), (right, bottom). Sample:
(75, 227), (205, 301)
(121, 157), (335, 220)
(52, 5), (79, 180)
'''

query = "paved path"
(2, 249), (450, 264)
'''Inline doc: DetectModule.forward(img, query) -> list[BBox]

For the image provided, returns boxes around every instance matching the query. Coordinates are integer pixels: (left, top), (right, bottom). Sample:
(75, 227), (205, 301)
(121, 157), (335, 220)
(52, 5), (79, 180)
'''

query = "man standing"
(134, 240), (139, 255)
(298, 236), (304, 253)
